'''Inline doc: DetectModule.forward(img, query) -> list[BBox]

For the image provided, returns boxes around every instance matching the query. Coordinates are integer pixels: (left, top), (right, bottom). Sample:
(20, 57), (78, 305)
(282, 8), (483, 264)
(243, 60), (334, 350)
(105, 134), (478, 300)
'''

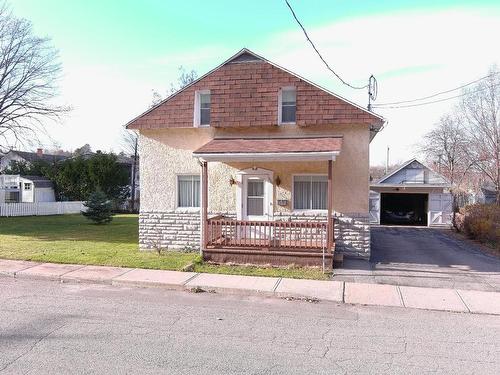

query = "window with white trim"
(24, 183), (31, 190)
(177, 175), (200, 207)
(293, 175), (328, 210)
(279, 87), (296, 124)
(194, 90), (210, 127)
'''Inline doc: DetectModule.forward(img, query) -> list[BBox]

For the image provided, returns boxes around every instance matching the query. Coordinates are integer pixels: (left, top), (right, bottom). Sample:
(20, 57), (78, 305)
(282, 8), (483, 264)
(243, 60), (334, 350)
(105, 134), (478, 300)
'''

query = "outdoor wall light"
(275, 176), (281, 186)
(229, 176), (236, 186)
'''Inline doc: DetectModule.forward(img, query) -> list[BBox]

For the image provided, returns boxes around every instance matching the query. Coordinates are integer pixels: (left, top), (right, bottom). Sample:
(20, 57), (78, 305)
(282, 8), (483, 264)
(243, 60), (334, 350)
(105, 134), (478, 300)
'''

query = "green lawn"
(0, 214), (327, 280)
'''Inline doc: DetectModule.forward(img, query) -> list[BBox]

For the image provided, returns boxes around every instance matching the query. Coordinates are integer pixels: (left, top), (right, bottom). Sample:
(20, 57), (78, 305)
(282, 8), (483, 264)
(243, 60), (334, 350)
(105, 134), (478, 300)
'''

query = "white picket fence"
(0, 202), (85, 217)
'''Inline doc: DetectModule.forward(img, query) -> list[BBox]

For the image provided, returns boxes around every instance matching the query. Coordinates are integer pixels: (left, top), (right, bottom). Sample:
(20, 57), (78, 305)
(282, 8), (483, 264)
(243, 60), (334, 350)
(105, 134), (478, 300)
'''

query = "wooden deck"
(203, 216), (334, 268)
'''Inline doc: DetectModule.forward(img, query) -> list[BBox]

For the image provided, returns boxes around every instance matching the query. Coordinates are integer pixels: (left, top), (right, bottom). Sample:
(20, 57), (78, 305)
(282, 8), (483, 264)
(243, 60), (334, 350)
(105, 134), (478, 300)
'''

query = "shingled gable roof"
(126, 48), (385, 129)
(375, 158), (450, 185)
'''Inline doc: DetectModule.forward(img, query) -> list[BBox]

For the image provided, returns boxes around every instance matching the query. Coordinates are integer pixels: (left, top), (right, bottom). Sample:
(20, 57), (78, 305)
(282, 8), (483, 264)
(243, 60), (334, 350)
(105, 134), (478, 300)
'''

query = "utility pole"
(385, 146), (390, 174)
(130, 136), (138, 212)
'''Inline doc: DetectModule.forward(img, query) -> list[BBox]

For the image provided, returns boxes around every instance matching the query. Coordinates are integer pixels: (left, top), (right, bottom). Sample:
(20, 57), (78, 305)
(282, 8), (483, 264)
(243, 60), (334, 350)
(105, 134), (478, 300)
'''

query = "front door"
(242, 175), (271, 221)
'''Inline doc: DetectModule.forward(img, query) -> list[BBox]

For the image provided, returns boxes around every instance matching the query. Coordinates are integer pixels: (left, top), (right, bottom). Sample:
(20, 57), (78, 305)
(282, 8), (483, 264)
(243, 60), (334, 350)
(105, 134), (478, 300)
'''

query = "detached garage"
(369, 159), (452, 227)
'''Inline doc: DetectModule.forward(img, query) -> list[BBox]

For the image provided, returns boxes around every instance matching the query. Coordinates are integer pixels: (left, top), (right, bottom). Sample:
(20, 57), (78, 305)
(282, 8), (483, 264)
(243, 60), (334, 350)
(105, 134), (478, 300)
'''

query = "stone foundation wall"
(139, 211), (371, 259)
(139, 211), (202, 250)
(274, 211), (371, 259)
(332, 213), (371, 259)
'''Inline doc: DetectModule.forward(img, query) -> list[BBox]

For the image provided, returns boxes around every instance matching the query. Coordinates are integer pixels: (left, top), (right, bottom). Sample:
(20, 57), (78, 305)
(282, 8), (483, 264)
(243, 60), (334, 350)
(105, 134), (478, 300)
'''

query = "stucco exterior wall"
(139, 124), (370, 215)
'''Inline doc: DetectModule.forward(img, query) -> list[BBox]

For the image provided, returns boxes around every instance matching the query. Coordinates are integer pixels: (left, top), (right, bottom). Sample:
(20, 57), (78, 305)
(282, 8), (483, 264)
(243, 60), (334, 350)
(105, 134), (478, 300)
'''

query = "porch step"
(204, 247), (333, 257)
(203, 248), (334, 269)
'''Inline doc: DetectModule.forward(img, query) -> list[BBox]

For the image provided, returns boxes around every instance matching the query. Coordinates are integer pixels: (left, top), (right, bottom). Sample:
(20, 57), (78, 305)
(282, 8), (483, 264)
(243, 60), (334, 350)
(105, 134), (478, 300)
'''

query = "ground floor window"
(293, 175), (328, 210)
(177, 175), (200, 207)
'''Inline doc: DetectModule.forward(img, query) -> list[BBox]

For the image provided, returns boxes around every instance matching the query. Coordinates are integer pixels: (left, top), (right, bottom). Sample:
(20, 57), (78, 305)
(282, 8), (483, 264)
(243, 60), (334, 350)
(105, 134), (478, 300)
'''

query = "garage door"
(380, 193), (428, 226)
(369, 191), (380, 224)
(429, 193), (452, 225)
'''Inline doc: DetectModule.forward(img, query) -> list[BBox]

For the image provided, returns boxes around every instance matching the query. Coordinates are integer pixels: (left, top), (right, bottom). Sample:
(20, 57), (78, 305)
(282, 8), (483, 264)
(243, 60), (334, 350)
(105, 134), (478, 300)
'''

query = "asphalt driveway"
(334, 227), (500, 291)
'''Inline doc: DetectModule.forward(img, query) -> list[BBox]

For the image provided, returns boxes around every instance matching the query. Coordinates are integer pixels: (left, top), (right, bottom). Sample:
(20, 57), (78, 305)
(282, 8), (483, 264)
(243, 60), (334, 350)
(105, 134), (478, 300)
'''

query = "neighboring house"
(126, 48), (385, 268)
(0, 175), (56, 203)
(477, 185), (498, 205)
(0, 148), (68, 172)
(370, 159), (452, 226)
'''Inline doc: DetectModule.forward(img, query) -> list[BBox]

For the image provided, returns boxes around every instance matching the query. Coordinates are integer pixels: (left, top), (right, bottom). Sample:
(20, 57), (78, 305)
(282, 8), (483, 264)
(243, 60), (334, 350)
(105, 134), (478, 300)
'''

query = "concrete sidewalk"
(1, 259), (499, 315)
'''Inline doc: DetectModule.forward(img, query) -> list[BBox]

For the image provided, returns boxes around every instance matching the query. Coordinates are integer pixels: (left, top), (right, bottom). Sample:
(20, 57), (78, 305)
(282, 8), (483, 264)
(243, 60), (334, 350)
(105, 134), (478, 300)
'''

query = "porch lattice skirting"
(139, 211), (371, 259)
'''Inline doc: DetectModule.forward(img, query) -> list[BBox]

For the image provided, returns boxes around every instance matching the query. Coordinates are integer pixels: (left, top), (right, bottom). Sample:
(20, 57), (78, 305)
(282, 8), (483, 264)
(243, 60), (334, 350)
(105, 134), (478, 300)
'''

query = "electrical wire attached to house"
(284, 0), (369, 90)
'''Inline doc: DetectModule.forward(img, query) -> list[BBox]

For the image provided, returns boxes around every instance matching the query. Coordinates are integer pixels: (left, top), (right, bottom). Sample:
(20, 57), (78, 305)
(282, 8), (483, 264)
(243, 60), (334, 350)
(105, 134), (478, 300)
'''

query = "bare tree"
(150, 66), (198, 106)
(0, 2), (69, 153)
(168, 66), (198, 94)
(369, 163), (400, 182)
(460, 67), (500, 204)
(120, 128), (137, 157)
(418, 115), (475, 226)
(419, 114), (473, 189)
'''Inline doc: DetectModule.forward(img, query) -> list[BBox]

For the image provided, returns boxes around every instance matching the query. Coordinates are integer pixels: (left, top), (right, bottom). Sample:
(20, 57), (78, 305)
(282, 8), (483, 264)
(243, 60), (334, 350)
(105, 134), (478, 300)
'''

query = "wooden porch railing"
(206, 217), (330, 252)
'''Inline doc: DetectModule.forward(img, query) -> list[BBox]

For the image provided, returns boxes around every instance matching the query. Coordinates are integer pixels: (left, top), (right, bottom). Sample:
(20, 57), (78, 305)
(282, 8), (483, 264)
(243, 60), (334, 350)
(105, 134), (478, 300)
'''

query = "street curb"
(1, 259), (499, 316)
(60, 267), (134, 285)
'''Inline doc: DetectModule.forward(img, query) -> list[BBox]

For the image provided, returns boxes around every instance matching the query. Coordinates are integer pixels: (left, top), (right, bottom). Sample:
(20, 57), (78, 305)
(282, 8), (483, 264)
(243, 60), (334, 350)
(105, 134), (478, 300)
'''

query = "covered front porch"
(194, 137), (342, 269)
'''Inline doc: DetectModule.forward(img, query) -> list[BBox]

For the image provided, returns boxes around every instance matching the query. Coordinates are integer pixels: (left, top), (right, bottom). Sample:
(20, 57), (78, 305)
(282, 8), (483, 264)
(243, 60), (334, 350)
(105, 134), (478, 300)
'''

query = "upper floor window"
(194, 90), (210, 127)
(279, 87), (296, 124)
(24, 183), (31, 190)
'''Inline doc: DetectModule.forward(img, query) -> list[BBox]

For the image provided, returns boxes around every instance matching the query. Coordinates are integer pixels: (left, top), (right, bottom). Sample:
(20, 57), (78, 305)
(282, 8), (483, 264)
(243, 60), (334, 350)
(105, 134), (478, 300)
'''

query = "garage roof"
(373, 158), (450, 187)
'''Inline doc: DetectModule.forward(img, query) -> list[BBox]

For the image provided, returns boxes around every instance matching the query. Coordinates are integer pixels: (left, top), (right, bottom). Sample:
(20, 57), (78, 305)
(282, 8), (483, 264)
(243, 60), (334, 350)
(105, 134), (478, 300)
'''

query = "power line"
(372, 82), (500, 109)
(374, 71), (500, 107)
(284, 0), (368, 90)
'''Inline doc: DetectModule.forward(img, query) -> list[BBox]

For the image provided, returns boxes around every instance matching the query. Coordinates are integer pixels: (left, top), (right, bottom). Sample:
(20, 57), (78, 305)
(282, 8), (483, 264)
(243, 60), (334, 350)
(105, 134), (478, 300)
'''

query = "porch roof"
(193, 136), (342, 162)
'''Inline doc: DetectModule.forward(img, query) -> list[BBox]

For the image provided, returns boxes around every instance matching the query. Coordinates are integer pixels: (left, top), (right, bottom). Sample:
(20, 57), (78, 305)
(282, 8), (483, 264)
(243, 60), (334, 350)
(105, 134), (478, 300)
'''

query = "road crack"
(0, 323), (67, 373)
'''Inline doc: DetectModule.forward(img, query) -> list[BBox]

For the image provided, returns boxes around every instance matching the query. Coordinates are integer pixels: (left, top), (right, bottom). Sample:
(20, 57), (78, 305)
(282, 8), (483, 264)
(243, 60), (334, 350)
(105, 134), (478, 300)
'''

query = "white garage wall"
(428, 193), (453, 226)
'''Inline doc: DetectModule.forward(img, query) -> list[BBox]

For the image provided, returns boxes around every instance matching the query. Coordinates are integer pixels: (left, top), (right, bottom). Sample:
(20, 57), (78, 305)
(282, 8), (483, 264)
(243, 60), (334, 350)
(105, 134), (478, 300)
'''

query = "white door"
(242, 175), (272, 221)
(369, 190), (380, 224)
(241, 173), (273, 241)
(429, 193), (453, 225)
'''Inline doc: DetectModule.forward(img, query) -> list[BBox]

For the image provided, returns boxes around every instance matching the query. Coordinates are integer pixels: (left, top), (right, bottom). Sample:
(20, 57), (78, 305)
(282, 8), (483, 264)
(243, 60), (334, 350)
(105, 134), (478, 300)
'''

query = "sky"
(8, 0), (500, 166)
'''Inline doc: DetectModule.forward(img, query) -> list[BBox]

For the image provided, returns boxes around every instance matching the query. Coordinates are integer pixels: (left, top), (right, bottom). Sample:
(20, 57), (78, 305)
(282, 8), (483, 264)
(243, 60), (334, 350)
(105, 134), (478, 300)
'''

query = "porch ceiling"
(193, 136), (342, 162)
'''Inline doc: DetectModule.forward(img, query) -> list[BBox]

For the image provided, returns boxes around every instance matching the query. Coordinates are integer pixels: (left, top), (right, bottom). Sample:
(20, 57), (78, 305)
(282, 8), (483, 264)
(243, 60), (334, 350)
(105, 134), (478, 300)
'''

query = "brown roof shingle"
(193, 137), (342, 154)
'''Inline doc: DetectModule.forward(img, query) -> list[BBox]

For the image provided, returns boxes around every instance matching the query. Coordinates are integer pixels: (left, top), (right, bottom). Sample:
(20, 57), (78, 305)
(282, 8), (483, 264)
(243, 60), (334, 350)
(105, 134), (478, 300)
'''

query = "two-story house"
(126, 49), (385, 269)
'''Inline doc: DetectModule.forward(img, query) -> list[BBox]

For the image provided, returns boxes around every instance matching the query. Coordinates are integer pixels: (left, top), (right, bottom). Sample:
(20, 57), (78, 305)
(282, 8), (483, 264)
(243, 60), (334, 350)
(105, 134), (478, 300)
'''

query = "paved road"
(1, 277), (499, 374)
(335, 227), (500, 291)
